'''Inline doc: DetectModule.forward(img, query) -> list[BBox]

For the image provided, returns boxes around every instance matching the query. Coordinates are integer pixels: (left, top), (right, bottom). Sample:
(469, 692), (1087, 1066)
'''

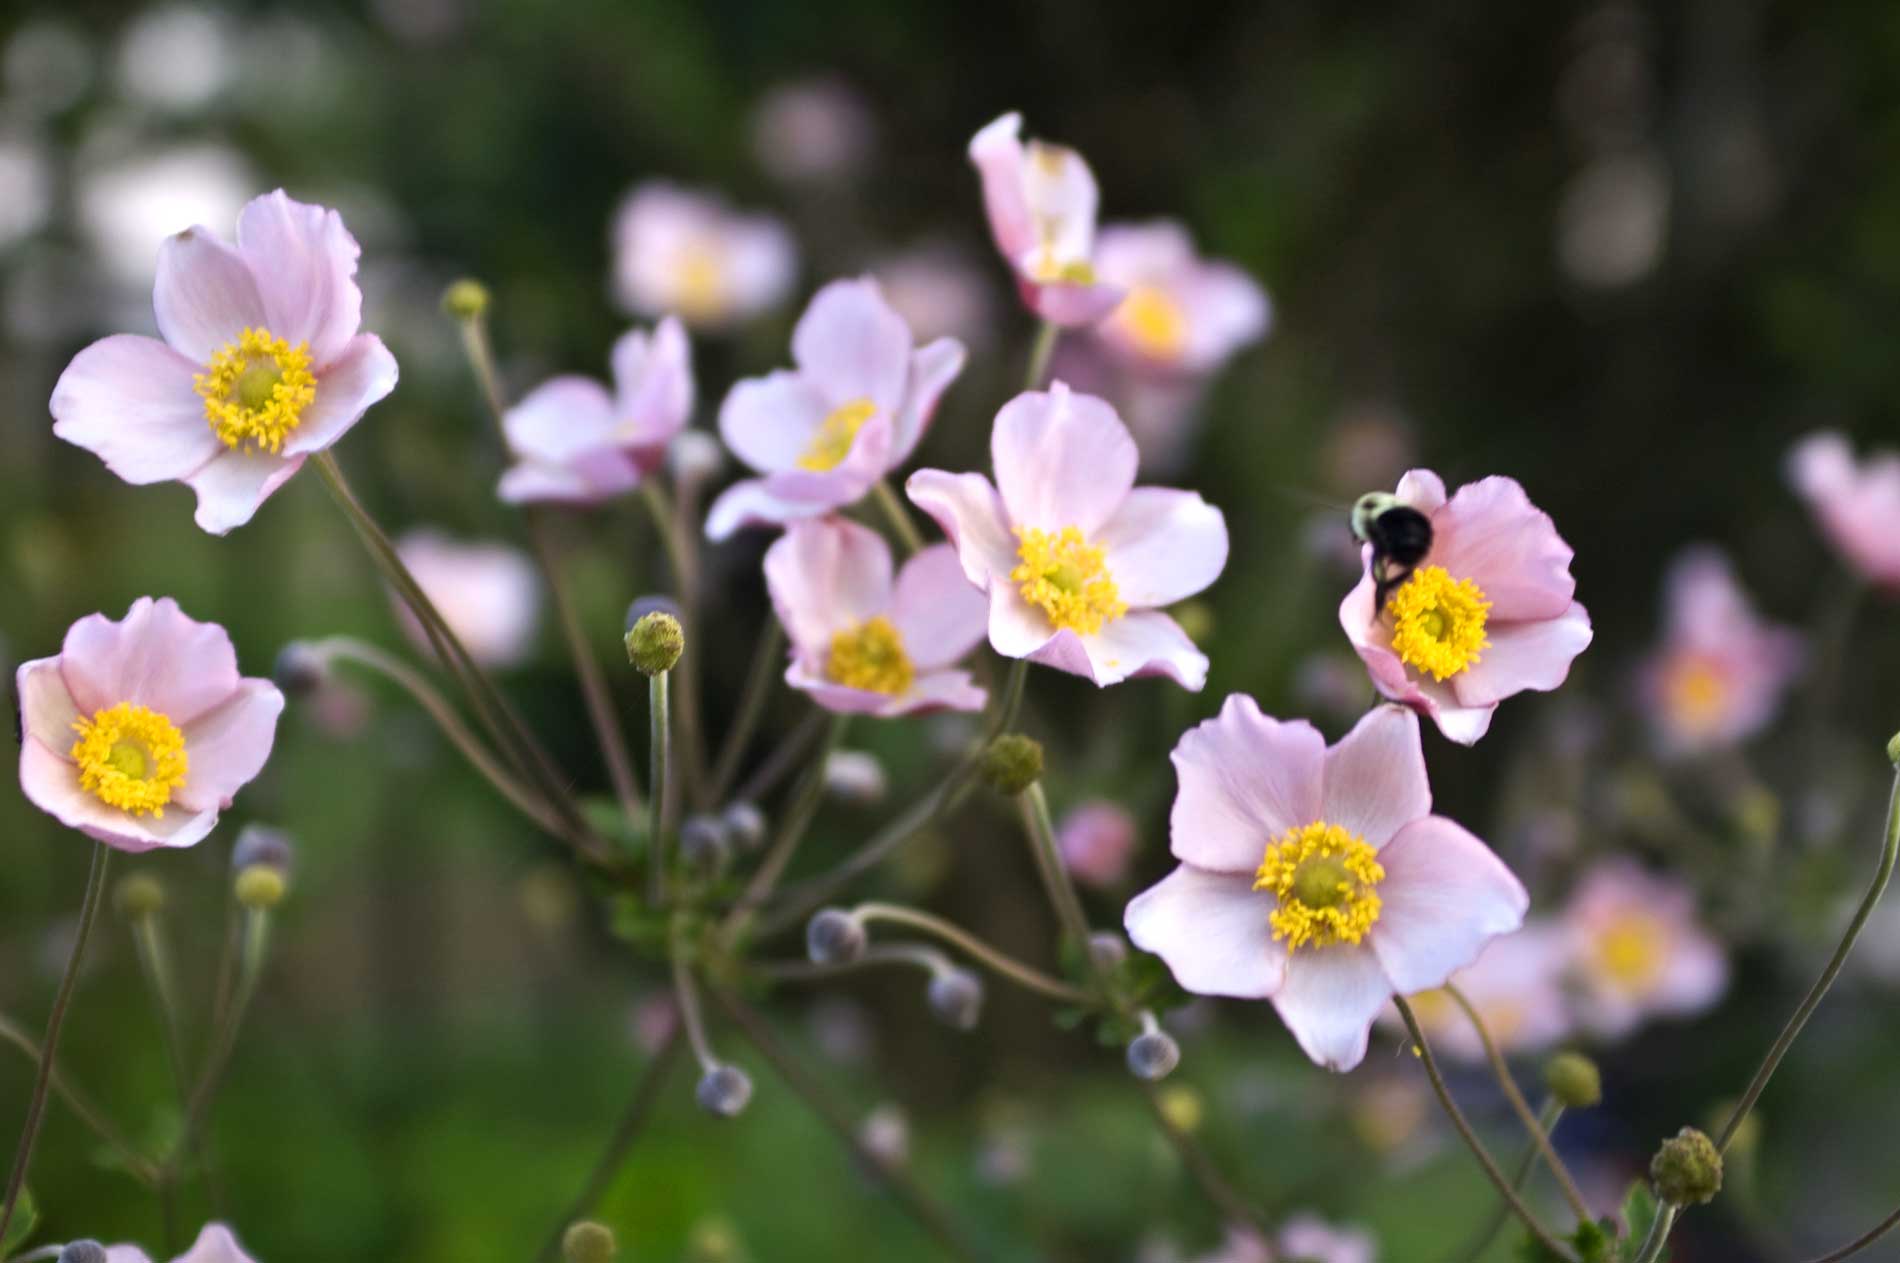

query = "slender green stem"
(721, 716), (850, 945)
(1446, 1098), (1565, 1263)
(639, 482), (708, 808)
(1392, 996), (1577, 1263)
(0, 842), (111, 1247)
(1138, 1079), (1271, 1235)
(1445, 984), (1591, 1224)
(851, 903), (1092, 1005)
(1023, 320), (1059, 392)
(670, 950), (717, 1072)
(871, 479), (926, 555)
(1632, 1204), (1676, 1263)
(1801, 1203), (1900, 1263)
(648, 671), (671, 907)
(754, 943), (954, 986)
(170, 907), (271, 1174)
(128, 915), (190, 1106)
(989, 658), (1030, 738)
(1019, 784), (1094, 960)
(709, 621), (787, 804)
(0, 1014), (156, 1186)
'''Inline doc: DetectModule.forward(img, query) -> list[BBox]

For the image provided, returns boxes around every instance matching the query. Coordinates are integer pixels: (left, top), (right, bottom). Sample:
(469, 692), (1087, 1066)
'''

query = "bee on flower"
(610, 181), (796, 330)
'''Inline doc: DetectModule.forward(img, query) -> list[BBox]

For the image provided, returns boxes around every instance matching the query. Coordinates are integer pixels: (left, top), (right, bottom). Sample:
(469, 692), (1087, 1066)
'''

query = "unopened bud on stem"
(806, 908), (867, 965)
(235, 865), (288, 910)
(441, 278), (490, 320)
(695, 1063), (754, 1118)
(926, 968), (984, 1030)
(272, 642), (327, 696)
(1651, 1126), (1723, 1206)
(626, 611), (684, 676)
(979, 734), (1043, 795)
(561, 1221), (617, 1263)
(114, 873), (164, 920)
(1543, 1052), (1602, 1109)
(1126, 1029), (1181, 1081)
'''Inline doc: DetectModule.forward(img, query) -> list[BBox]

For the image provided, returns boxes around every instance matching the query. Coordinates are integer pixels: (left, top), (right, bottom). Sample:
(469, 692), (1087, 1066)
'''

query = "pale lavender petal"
(1096, 487), (1228, 608)
(185, 448), (305, 535)
(177, 1222), (260, 1263)
(1081, 610), (1208, 690)
(498, 453), (638, 506)
(174, 680), (285, 812)
(783, 662), (983, 718)
(60, 597), (240, 722)
(105, 1247), (155, 1263)
(504, 376), (620, 464)
(887, 337), (966, 465)
(904, 468), (1016, 587)
(282, 333), (397, 456)
(1319, 705), (1431, 849)
(763, 518), (894, 657)
(1272, 943), (1392, 1072)
(1430, 476), (1577, 621)
(1369, 816), (1528, 995)
(718, 369), (831, 473)
(1169, 694), (1323, 873)
(1394, 468), (1447, 514)
(969, 112), (1035, 259)
(755, 412), (890, 505)
(1654, 928), (1731, 1017)
(15, 657), (80, 750)
(20, 738), (219, 853)
(791, 277), (911, 415)
(154, 225), (268, 363)
(613, 316), (695, 445)
(704, 477), (832, 540)
(986, 583), (1070, 661)
(235, 190), (365, 364)
(1020, 277), (1127, 328)
(885, 544), (987, 669)
(50, 335), (221, 485)
(992, 382), (1137, 533)
(1124, 864), (1287, 998)
(1451, 602), (1593, 708)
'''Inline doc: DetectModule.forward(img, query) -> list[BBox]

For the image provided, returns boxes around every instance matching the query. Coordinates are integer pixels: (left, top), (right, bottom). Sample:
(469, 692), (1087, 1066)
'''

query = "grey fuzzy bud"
(272, 642), (326, 696)
(231, 823), (294, 875)
(59, 1244), (111, 1263)
(1088, 932), (1129, 971)
(805, 909), (867, 965)
(678, 816), (730, 873)
(1126, 1030), (1181, 1081)
(696, 1064), (754, 1118)
(720, 801), (767, 851)
(926, 969), (984, 1031)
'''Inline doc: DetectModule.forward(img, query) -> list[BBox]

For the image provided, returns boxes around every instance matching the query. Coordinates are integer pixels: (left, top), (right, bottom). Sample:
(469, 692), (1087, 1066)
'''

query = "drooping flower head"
(51, 189), (399, 534)
(610, 181), (795, 329)
(1786, 431), (1900, 591)
(968, 112), (1124, 327)
(763, 518), (987, 717)
(108, 1222), (258, 1262)
(393, 531), (541, 669)
(16, 598), (284, 853)
(908, 383), (1226, 689)
(707, 277), (965, 539)
(1126, 701), (1528, 1071)
(498, 317), (694, 505)
(1092, 221), (1269, 377)
(1340, 470), (1592, 744)
(1562, 859), (1727, 1040)
(1638, 547), (1802, 755)
(1378, 924), (1573, 1064)
(1056, 798), (1139, 888)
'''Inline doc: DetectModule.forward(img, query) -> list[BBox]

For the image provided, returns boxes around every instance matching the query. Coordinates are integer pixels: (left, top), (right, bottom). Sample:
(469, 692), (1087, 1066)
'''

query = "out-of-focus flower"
(823, 750), (888, 804)
(1092, 221), (1268, 377)
(1381, 926), (1573, 1064)
(1056, 799), (1138, 888)
(875, 243), (997, 349)
(1562, 859), (1727, 1039)
(857, 1103), (909, 1169)
(53, 189), (398, 534)
(499, 318), (694, 505)
(1638, 547), (1801, 754)
(764, 518), (986, 717)
(1787, 432), (1900, 590)
(77, 144), (255, 287)
(0, 134), (52, 249)
(1339, 470), (1592, 745)
(751, 78), (874, 185)
(610, 181), (794, 329)
(968, 112), (1124, 327)
(1556, 151), (1670, 289)
(108, 1222), (257, 1263)
(1187, 1227), (1270, 1263)
(1127, 702), (1527, 1071)
(394, 531), (540, 669)
(115, 6), (231, 112)
(16, 598), (283, 853)
(1277, 1214), (1379, 1263)
(707, 278), (964, 538)
(909, 383), (1226, 689)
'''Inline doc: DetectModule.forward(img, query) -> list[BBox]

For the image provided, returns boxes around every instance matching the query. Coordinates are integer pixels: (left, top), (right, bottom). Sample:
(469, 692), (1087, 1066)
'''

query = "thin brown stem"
(1800, 1204), (1900, 1263)
(851, 904), (1092, 1005)
(708, 620), (786, 805)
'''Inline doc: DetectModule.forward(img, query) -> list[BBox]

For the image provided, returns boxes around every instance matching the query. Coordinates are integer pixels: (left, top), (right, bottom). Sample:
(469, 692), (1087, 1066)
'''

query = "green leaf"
(1618, 1182), (1661, 1260)
(1, 1185), (40, 1256)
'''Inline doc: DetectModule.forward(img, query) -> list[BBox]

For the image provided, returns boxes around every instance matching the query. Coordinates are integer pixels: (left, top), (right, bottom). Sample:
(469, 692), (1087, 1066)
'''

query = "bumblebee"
(1350, 492), (1434, 611)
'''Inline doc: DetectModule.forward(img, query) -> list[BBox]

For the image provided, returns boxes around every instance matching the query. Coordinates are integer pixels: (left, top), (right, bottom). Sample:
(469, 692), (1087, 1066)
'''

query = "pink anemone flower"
(1092, 220), (1269, 377)
(763, 517), (987, 717)
(1339, 470), (1592, 744)
(498, 317), (694, 505)
(1125, 701), (1528, 1072)
(16, 598), (283, 853)
(51, 189), (399, 534)
(108, 1223), (257, 1262)
(907, 382), (1226, 689)
(706, 277), (965, 540)
(1787, 431), (1900, 591)
(1637, 547), (1802, 755)
(1562, 859), (1728, 1040)
(968, 112), (1124, 327)
(610, 181), (795, 329)
(1056, 799), (1139, 888)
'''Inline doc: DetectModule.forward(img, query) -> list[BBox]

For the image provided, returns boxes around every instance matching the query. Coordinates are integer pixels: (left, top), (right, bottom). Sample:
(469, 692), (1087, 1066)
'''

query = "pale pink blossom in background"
(498, 317), (694, 505)
(968, 112), (1124, 327)
(908, 383), (1226, 690)
(108, 1222), (257, 1263)
(1638, 547), (1802, 754)
(764, 517), (987, 717)
(875, 242), (998, 349)
(1092, 220), (1269, 376)
(1188, 1228), (1270, 1263)
(1056, 799), (1139, 888)
(707, 277), (965, 539)
(1378, 924), (1573, 1064)
(1562, 859), (1728, 1039)
(51, 189), (399, 534)
(1044, 336), (1209, 475)
(1787, 431), (1900, 591)
(394, 530), (540, 668)
(610, 181), (795, 329)
(751, 77), (874, 185)
(1339, 470), (1592, 744)
(1125, 701), (1528, 1071)
(17, 597), (283, 853)
(1277, 1214), (1379, 1263)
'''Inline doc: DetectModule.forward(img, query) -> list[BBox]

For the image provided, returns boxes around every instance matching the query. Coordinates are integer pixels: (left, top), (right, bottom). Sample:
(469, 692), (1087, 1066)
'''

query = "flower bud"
(806, 908), (867, 965)
(1087, 931), (1129, 971)
(1650, 1126), (1723, 1206)
(231, 823), (294, 875)
(272, 641), (327, 697)
(720, 801), (767, 852)
(979, 734), (1043, 795)
(440, 278), (490, 320)
(696, 1063), (754, 1118)
(625, 611), (684, 676)
(561, 1221), (617, 1263)
(667, 430), (725, 486)
(678, 815), (730, 874)
(926, 968), (984, 1031)
(1126, 1030), (1181, 1082)
(823, 750), (887, 805)
(235, 864), (288, 910)
(1542, 1052), (1602, 1109)
(58, 1243), (110, 1263)
(113, 872), (164, 920)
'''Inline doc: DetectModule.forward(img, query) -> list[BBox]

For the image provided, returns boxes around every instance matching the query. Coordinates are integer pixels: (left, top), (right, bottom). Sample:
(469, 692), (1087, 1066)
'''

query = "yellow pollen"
(798, 398), (877, 471)
(1115, 284), (1188, 360)
(194, 327), (317, 454)
(1031, 248), (1096, 285)
(1011, 525), (1126, 635)
(1664, 655), (1729, 728)
(825, 615), (915, 695)
(1253, 821), (1386, 951)
(70, 702), (188, 818)
(673, 242), (729, 324)
(1386, 565), (1492, 681)
(1596, 913), (1666, 989)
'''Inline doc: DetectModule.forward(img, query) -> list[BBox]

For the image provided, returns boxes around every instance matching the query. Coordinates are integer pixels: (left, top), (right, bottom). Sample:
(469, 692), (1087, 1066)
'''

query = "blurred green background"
(4, 1), (1900, 1259)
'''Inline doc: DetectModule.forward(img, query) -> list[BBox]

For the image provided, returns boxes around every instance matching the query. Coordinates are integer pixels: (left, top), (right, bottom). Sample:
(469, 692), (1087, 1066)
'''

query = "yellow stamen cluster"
(1115, 285), (1188, 360)
(1664, 655), (1730, 729)
(1386, 565), (1492, 681)
(825, 615), (914, 696)
(673, 242), (729, 324)
(1254, 821), (1386, 951)
(195, 327), (317, 454)
(798, 398), (877, 472)
(1031, 250), (1096, 285)
(1011, 525), (1127, 636)
(70, 702), (188, 817)
(1596, 913), (1666, 989)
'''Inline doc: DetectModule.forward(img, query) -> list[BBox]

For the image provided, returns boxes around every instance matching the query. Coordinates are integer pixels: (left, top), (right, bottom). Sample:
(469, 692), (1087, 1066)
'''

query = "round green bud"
(440, 278), (490, 320)
(562, 1221), (617, 1263)
(626, 611), (684, 676)
(979, 734), (1043, 796)
(235, 865), (288, 910)
(1542, 1051), (1602, 1109)
(1650, 1126), (1723, 1206)
(114, 872), (165, 920)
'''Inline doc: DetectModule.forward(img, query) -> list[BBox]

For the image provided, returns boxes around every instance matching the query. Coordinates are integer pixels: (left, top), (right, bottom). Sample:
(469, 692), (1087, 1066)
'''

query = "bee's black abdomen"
(1374, 506), (1432, 567)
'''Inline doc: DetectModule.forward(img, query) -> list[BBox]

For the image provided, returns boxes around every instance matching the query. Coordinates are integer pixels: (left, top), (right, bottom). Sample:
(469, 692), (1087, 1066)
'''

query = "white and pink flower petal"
(1368, 816), (1528, 995)
(50, 335), (222, 486)
(1168, 695), (1323, 873)
(281, 333), (398, 457)
(1430, 476), (1577, 621)
(991, 383), (1137, 534)
(20, 739), (219, 853)
(184, 448), (305, 536)
(1318, 704), (1431, 849)
(1271, 943), (1393, 1072)
(887, 336), (967, 465)
(234, 189), (365, 365)
(791, 277), (912, 416)
(59, 597), (241, 723)
(718, 369), (834, 473)
(1125, 864), (1288, 999)
(904, 469), (1017, 587)
(1096, 486), (1228, 608)
(153, 226), (267, 363)
(1450, 602), (1593, 708)
(171, 680), (285, 812)
(886, 544), (987, 669)
(764, 518), (896, 655)
(1081, 609), (1208, 690)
